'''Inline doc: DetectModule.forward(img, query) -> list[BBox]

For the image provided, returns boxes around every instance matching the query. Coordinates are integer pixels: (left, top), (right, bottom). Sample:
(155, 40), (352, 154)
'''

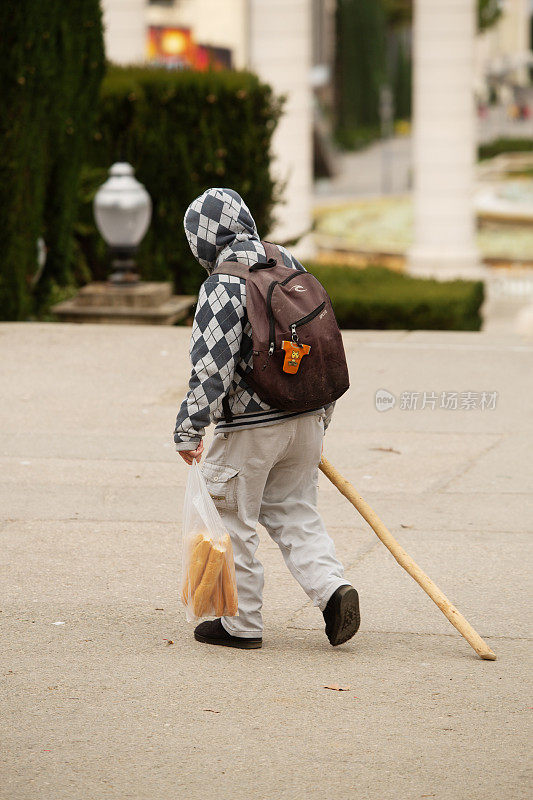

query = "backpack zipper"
(280, 271), (306, 286)
(267, 273), (308, 352)
(266, 281), (279, 355)
(291, 302), (326, 332)
(267, 279), (323, 354)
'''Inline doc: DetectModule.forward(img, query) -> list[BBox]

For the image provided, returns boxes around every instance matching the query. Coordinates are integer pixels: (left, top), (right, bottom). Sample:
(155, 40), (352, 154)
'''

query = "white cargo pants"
(200, 413), (346, 638)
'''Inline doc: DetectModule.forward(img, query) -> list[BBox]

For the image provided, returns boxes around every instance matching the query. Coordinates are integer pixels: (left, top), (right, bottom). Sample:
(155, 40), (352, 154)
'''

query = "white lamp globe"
(94, 163), (152, 249)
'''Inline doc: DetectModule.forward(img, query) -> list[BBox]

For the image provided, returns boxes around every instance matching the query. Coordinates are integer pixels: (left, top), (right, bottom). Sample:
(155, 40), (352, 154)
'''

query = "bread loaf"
(212, 575), (225, 616)
(221, 533), (238, 616)
(181, 531), (211, 605)
(193, 544), (225, 617)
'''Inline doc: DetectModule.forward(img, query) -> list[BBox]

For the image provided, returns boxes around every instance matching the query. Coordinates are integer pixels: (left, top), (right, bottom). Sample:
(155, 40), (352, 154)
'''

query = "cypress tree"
(335, 0), (387, 142)
(0, 1), (105, 320)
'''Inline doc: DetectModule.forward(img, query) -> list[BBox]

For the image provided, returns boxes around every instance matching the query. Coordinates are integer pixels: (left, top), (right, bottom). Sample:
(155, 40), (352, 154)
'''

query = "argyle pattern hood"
(174, 188), (332, 448)
(183, 187), (267, 272)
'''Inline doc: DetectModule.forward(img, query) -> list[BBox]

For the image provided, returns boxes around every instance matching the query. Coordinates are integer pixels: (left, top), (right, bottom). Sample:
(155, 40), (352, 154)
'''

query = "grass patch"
(306, 264), (484, 331)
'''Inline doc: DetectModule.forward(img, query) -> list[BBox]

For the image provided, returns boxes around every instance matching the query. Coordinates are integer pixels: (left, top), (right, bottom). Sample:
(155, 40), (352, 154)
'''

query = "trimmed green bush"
(305, 264), (484, 331)
(334, 124), (382, 152)
(478, 138), (533, 161)
(79, 66), (283, 294)
(0, 0), (105, 320)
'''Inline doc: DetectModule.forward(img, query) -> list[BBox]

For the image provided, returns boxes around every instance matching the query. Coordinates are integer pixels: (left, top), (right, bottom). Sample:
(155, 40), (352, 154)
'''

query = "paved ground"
(1, 323), (532, 800)
(314, 103), (533, 201)
(315, 135), (412, 200)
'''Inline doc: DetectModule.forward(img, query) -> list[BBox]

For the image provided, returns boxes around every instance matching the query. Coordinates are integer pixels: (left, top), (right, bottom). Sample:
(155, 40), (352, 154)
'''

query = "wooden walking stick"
(319, 456), (496, 661)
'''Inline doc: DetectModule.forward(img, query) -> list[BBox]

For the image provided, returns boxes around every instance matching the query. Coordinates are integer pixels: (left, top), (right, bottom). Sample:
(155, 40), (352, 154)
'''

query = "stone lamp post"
(52, 162), (196, 324)
(93, 162), (152, 285)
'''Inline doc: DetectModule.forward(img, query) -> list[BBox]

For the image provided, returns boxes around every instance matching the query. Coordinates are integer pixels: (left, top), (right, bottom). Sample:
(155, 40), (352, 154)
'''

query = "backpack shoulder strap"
(211, 261), (250, 280)
(262, 240), (284, 263)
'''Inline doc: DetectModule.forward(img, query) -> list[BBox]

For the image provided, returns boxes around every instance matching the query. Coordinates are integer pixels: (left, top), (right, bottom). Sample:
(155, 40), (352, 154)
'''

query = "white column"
(101, 0), (146, 65)
(408, 0), (485, 279)
(248, 0), (314, 253)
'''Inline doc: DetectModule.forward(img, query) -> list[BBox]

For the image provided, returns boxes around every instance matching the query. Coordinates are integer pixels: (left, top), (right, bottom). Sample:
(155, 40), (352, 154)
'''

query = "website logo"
(375, 389), (396, 412)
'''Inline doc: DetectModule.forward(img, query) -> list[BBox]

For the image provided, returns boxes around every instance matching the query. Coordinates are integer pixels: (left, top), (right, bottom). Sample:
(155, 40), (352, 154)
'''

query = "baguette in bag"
(181, 532), (211, 604)
(180, 460), (239, 621)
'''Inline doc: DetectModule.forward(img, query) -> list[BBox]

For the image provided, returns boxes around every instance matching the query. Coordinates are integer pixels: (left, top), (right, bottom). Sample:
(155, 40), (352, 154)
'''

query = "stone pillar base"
(408, 248), (488, 281)
(52, 282), (197, 325)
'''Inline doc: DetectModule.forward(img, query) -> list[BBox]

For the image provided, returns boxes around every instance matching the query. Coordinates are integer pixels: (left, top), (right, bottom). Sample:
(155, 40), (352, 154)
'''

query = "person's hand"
(178, 440), (204, 465)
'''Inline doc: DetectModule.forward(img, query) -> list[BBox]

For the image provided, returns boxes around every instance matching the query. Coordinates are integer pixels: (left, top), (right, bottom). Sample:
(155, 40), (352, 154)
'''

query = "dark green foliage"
(335, 0), (412, 150)
(334, 124), (381, 151)
(478, 138), (533, 161)
(0, 0), (105, 320)
(382, 0), (412, 28)
(305, 264), (484, 331)
(335, 0), (387, 142)
(80, 66), (283, 294)
(393, 37), (411, 120)
(477, 0), (502, 31)
(336, 0), (500, 151)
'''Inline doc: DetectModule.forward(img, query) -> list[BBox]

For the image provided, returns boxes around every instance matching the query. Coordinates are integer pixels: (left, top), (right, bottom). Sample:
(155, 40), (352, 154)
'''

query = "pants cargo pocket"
(201, 462), (240, 512)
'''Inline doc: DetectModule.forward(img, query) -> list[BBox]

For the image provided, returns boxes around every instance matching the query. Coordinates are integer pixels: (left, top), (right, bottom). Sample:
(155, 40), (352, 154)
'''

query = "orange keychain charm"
(281, 341), (311, 374)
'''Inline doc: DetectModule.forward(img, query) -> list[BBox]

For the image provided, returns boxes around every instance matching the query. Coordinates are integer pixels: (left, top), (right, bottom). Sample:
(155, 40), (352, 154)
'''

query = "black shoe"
(322, 585), (360, 646)
(194, 618), (262, 649)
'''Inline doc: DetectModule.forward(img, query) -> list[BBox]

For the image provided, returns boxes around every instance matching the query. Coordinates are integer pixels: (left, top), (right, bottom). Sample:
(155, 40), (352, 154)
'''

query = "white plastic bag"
(180, 459), (238, 622)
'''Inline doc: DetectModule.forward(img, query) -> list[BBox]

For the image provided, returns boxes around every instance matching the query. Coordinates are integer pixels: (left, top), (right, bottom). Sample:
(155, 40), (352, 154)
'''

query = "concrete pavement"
(1, 323), (532, 800)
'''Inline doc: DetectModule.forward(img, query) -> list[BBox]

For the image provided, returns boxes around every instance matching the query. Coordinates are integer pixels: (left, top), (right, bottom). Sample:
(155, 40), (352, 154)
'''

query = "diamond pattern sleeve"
(173, 275), (246, 448)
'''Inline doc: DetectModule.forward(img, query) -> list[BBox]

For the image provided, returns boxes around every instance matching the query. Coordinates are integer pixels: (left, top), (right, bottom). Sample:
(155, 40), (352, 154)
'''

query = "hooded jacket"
(173, 188), (333, 450)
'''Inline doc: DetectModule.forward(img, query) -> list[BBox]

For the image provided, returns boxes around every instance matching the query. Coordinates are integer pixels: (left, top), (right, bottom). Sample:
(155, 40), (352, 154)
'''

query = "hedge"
(0, 0), (105, 320)
(478, 138), (533, 161)
(306, 264), (484, 331)
(78, 67), (283, 294)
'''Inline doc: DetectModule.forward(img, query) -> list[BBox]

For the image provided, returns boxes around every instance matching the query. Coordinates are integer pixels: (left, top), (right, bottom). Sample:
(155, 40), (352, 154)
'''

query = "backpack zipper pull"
(290, 324), (299, 344)
(269, 342), (275, 356)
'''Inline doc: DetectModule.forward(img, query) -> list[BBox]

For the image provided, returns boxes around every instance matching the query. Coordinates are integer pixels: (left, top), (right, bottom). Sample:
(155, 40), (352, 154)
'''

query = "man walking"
(174, 188), (360, 649)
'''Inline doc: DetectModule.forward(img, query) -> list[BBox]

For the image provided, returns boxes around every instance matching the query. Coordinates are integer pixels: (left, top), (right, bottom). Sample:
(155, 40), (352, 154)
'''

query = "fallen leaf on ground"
(369, 447), (401, 455)
(155, 608), (164, 611)
(163, 639), (174, 645)
(400, 524), (413, 529)
(203, 709), (221, 713)
(323, 684), (350, 691)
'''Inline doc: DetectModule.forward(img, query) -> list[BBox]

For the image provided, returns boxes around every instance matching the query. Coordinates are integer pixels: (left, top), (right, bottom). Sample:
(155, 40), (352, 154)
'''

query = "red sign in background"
(146, 26), (232, 70)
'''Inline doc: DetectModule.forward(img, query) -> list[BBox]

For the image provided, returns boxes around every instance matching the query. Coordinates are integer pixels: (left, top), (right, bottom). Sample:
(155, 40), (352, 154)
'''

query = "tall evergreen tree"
(0, 1), (105, 319)
(335, 0), (387, 136)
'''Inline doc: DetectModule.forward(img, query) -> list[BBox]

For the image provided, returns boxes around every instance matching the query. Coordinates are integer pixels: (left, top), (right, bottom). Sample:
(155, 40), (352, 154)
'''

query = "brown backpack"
(212, 241), (349, 415)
